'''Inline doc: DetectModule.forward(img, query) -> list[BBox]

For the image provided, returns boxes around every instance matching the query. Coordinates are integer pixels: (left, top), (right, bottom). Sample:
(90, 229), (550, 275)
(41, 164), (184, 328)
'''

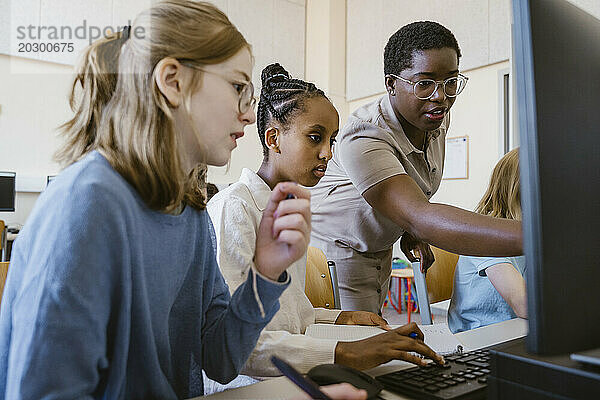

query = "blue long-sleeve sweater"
(0, 151), (289, 399)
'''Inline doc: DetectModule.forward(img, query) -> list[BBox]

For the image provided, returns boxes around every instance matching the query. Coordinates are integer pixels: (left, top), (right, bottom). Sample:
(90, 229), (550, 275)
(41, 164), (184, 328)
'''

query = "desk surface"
(197, 318), (528, 400)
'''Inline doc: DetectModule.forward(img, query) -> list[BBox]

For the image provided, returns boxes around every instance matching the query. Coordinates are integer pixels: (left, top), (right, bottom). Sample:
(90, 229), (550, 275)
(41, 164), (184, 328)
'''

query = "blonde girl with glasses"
(309, 21), (523, 314)
(448, 148), (527, 333)
(0, 1), (358, 399)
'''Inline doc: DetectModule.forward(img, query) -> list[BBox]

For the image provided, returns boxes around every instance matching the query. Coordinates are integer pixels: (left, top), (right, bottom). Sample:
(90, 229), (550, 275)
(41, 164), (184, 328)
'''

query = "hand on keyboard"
(334, 322), (445, 370)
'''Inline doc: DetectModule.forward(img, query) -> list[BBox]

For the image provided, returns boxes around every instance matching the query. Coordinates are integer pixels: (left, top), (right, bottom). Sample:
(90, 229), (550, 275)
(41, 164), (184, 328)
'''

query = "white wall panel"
(0, 1), (9, 55)
(39, 0), (113, 65)
(228, 0), (275, 87)
(346, 0), (384, 100)
(489, 0), (511, 64)
(271, 0), (305, 79)
(429, 0), (489, 71)
(2, 0), (42, 60)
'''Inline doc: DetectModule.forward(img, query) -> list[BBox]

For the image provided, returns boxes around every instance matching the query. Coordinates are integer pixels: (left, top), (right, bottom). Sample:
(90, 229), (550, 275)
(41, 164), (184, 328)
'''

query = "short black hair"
(384, 21), (461, 76)
(257, 63), (327, 160)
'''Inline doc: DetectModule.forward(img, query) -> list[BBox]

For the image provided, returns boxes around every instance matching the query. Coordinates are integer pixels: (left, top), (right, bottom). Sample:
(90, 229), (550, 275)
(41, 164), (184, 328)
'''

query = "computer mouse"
(307, 363), (383, 399)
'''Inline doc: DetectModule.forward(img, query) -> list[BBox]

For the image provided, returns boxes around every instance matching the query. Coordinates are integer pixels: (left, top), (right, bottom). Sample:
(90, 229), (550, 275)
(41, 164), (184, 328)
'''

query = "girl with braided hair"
(208, 63), (444, 378)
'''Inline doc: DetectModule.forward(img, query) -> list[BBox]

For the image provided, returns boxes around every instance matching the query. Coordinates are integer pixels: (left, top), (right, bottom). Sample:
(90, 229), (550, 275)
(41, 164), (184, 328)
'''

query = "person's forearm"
(407, 203), (522, 256)
(486, 263), (528, 318)
(364, 175), (522, 256)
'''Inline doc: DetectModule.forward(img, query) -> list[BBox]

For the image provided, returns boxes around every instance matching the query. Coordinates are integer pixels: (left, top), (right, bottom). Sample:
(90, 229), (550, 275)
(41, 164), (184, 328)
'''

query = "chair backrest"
(0, 220), (5, 262)
(425, 246), (459, 303)
(0, 261), (9, 308)
(0, 219), (5, 251)
(305, 246), (339, 309)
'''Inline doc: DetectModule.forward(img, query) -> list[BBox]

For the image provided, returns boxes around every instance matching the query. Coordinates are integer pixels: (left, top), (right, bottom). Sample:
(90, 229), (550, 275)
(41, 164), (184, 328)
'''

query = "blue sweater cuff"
(229, 267), (291, 323)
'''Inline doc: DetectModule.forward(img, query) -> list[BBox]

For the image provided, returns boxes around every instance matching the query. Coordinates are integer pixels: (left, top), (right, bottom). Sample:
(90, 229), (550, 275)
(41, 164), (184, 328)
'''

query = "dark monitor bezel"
(0, 171), (17, 212)
(513, 0), (600, 355)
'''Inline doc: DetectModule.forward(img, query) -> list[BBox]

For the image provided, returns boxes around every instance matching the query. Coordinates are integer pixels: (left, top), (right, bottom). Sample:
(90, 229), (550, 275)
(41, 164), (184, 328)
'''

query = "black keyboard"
(375, 349), (491, 399)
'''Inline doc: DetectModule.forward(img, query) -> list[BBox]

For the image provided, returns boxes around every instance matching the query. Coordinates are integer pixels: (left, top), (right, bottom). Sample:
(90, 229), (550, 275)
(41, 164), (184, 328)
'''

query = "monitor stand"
(488, 338), (600, 399)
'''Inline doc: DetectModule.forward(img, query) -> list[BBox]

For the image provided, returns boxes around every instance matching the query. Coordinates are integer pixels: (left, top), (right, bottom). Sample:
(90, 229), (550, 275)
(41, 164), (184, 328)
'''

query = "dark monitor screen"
(0, 172), (16, 212)
(512, 0), (600, 355)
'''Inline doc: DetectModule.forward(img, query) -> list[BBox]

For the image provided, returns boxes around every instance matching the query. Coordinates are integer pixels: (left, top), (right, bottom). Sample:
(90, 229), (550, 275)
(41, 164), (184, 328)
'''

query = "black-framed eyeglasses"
(387, 73), (469, 100)
(179, 61), (256, 114)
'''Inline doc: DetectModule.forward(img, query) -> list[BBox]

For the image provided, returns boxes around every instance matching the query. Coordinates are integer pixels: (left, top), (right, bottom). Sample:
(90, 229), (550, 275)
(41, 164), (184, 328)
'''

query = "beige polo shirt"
(310, 95), (448, 256)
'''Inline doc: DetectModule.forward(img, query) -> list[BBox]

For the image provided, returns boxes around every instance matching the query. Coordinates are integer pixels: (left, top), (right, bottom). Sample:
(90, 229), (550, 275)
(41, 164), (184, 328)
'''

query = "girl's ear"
(265, 127), (281, 153)
(155, 57), (184, 107)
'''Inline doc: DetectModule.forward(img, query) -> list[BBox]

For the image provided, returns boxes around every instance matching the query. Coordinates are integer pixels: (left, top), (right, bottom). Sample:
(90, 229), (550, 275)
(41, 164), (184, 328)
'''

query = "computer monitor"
(512, 0), (600, 355)
(0, 172), (16, 212)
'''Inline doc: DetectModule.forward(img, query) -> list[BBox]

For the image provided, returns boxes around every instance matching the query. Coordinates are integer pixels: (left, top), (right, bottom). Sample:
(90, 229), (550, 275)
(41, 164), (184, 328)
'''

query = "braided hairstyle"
(257, 63), (327, 160)
(384, 21), (461, 76)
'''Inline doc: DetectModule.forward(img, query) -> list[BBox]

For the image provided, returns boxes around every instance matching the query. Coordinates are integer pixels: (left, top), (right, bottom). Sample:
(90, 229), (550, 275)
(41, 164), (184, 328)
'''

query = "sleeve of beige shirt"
(207, 195), (339, 376)
(338, 121), (407, 194)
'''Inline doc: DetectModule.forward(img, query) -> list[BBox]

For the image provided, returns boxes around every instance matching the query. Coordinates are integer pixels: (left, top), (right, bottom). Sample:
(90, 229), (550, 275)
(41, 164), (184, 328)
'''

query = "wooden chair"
(305, 246), (341, 309)
(0, 220), (5, 262)
(410, 246), (459, 324)
(0, 261), (9, 308)
(425, 247), (460, 303)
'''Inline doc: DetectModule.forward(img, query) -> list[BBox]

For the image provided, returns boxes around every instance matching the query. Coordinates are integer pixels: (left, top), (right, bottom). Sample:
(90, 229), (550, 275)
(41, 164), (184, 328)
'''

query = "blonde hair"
(56, 0), (249, 212)
(475, 148), (522, 220)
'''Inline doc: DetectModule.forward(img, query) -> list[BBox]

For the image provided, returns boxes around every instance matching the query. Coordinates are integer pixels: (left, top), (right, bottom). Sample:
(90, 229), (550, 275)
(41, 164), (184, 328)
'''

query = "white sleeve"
(207, 196), (258, 293)
(207, 196), (338, 376)
(242, 331), (337, 376)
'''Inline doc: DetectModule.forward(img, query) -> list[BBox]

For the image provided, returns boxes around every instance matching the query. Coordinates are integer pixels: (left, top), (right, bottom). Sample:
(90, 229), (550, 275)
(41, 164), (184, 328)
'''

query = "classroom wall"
(0, 55), (71, 226)
(3, 0), (599, 229)
(0, 0), (307, 226)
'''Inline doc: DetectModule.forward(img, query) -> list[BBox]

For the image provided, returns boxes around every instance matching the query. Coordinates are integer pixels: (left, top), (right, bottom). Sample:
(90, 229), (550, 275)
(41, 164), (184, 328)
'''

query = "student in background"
(448, 148), (527, 333)
(0, 1), (314, 398)
(208, 63), (444, 378)
(309, 21), (522, 314)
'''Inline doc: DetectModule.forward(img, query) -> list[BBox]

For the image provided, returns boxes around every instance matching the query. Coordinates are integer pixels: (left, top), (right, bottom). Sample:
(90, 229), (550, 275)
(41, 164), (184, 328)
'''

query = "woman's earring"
(389, 89), (396, 96)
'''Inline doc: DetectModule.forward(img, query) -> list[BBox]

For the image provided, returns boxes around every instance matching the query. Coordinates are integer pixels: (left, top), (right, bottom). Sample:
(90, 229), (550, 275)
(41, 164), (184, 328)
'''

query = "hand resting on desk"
(335, 311), (392, 330)
(335, 322), (445, 370)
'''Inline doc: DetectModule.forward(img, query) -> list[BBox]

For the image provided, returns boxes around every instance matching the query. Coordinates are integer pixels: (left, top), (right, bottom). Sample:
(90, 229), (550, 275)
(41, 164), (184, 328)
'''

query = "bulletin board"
(442, 136), (469, 180)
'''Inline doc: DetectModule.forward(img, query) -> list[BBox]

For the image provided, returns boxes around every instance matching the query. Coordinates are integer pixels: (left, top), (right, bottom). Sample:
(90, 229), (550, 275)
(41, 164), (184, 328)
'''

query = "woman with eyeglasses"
(309, 21), (523, 314)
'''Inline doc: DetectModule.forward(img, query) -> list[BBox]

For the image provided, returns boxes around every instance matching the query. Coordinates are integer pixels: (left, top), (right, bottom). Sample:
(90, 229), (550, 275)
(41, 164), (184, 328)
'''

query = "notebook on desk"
(305, 323), (464, 356)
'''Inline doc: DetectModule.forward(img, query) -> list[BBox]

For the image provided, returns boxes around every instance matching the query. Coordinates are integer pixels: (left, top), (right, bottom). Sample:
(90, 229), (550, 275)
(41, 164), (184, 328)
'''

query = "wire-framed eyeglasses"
(387, 73), (469, 100)
(179, 61), (256, 114)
